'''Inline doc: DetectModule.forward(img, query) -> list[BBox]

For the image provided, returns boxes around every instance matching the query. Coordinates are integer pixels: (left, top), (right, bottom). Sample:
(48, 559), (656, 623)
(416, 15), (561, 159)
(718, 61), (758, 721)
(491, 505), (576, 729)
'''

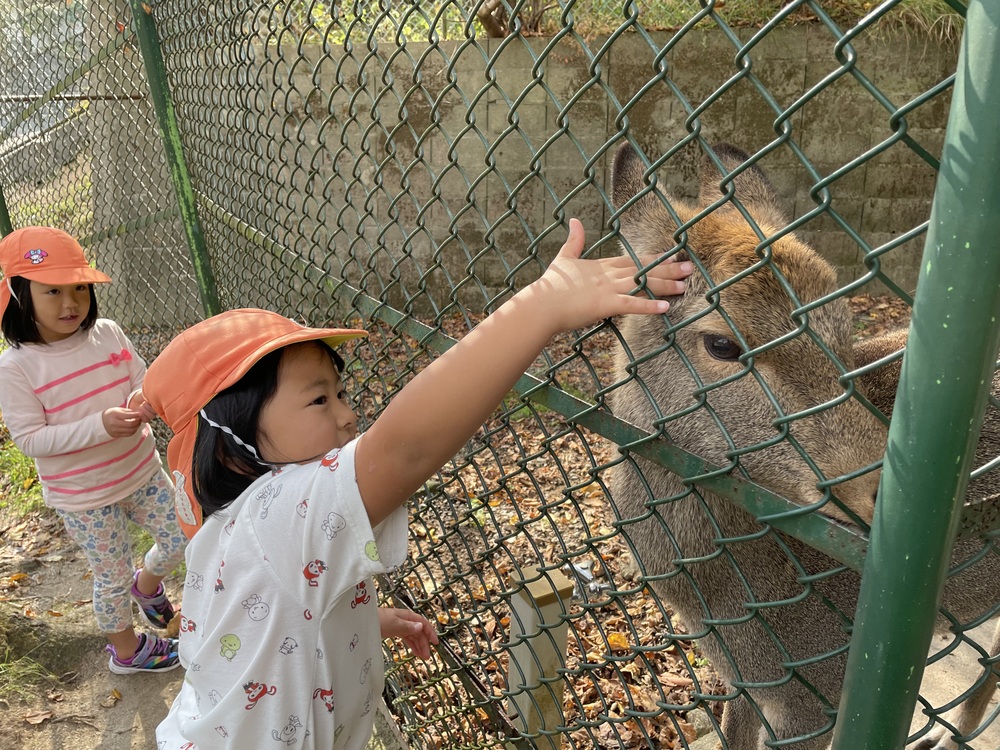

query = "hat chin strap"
(6, 278), (19, 306)
(199, 409), (272, 468)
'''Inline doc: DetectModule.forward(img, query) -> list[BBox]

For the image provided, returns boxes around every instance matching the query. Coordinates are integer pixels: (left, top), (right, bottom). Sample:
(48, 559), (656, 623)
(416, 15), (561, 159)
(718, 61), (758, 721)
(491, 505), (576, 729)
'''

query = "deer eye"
(704, 334), (742, 361)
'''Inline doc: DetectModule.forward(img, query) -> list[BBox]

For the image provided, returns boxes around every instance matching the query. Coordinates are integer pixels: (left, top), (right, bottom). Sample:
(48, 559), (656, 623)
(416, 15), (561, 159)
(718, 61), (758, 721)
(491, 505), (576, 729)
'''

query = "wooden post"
(506, 567), (575, 749)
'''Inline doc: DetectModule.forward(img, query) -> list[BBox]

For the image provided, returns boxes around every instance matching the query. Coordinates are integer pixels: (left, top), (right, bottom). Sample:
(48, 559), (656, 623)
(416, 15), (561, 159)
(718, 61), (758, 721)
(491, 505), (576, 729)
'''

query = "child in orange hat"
(144, 219), (692, 749)
(0, 226), (187, 674)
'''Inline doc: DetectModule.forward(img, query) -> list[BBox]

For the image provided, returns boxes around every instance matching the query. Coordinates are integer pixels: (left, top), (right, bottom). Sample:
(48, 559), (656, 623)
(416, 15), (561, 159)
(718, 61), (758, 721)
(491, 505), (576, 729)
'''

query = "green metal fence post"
(0, 184), (12, 235)
(832, 3), (1000, 748)
(126, 0), (221, 317)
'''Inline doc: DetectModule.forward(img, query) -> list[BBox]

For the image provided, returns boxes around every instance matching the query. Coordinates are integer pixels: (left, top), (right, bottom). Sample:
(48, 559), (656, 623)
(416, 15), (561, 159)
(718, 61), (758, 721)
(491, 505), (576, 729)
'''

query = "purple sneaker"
(131, 569), (176, 629)
(106, 632), (180, 674)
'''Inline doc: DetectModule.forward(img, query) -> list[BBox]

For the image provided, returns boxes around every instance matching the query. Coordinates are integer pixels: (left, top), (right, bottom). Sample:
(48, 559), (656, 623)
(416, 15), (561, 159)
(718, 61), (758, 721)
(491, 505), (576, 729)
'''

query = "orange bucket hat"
(144, 308), (367, 538)
(0, 226), (112, 320)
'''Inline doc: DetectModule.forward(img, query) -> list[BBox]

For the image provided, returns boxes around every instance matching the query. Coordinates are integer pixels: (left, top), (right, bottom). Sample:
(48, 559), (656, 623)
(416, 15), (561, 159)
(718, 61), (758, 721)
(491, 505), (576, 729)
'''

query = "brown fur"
(608, 142), (1000, 750)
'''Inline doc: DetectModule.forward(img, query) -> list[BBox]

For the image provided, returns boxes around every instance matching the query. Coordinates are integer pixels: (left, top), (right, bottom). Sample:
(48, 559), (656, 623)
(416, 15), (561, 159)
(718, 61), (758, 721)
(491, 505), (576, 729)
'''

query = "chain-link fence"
(2, 1), (999, 749)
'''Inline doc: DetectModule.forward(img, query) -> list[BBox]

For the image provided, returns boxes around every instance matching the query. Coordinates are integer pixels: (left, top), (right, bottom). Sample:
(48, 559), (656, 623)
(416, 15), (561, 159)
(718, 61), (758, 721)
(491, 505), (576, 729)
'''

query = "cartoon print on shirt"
(312, 687), (335, 713)
(362, 688), (374, 717)
(322, 512), (346, 539)
(220, 634), (241, 661)
(364, 540), (380, 562)
(303, 559), (327, 587)
(172, 471), (199, 528)
(303, 609), (312, 620)
(179, 614), (196, 634)
(272, 715), (302, 745)
(209, 689), (223, 707)
(242, 594), (271, 621)
(320, 450), (341, 472)
(279, 637), (298, 655)
(351, 580), (371, 609)
(216, 726), (229, 737)
(316, 648), (324, 660)
(296, 498), (309, 518)
(185, 571), (204, 590)
(224, 518), (235, 535)
(360, 657), (372, 684)
(256, 483), (282, 520)
(349, 634), (359, 651)
(215, 559), (225, 592)
(243, 680), (277, 710)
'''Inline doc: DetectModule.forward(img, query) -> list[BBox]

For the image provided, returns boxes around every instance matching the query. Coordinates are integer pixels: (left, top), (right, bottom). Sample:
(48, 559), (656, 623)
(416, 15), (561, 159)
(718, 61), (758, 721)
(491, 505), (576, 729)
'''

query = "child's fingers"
(403, 633), (431, 660)
(616, 295), (673, 317)
(642, 276), (688, 298)
(622, 257), (693, 298)
(556, 218), (586, 260)
(425, 620), (440, 644)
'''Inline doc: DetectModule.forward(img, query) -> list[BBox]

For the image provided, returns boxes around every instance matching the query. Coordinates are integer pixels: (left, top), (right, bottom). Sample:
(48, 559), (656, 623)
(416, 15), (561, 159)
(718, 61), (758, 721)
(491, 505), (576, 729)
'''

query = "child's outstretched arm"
(355, 218), (691, 527)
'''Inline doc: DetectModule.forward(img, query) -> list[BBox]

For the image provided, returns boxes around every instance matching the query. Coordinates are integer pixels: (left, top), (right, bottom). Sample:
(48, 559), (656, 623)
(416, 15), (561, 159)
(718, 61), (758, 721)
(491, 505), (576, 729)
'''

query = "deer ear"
(699, 143), (788, 228)
(611, 142), (680, 257)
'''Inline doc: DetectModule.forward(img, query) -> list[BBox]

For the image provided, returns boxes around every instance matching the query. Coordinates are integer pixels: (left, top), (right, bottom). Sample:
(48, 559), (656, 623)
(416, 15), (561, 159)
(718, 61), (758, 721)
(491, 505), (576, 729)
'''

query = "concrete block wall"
(252, 25), (956, 319)
(103, 23), (958, 324)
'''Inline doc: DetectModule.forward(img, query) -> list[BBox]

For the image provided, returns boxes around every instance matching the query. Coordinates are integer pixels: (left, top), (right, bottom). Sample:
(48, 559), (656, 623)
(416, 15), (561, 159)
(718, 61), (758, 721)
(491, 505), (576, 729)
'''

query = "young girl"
(0, 226), (187, 674)
(144, 218), (692, 748)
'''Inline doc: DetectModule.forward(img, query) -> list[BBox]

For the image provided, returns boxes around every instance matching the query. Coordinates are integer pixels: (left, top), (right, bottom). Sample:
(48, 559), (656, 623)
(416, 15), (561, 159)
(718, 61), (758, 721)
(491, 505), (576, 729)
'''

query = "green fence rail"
(2, 1), (998, 749)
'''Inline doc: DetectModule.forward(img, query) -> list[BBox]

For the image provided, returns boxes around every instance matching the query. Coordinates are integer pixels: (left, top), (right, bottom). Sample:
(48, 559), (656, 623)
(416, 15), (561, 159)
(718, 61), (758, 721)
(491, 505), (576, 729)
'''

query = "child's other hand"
(102, 407), (143, 437)
(522, 218), (692, 334)
(127, 391), (157, 423)
(378, 607), (439, 660)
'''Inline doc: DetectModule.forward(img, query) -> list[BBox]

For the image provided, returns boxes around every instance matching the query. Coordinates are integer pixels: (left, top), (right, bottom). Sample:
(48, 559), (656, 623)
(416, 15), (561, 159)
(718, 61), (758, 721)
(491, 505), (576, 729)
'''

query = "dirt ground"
(0, 508), (183, 749)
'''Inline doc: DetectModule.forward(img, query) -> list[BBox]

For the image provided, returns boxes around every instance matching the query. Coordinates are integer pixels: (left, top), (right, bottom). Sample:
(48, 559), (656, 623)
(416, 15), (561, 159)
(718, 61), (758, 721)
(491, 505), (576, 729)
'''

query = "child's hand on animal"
(102, 406), (144, 437)
(377, 607), (439, 660)
(519, 218), (692, 334)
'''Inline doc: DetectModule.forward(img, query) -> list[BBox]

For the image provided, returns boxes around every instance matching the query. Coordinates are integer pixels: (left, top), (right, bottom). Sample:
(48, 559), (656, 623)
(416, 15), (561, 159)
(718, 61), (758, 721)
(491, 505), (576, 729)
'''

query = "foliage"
(0, 425), (45, 518)
(261, 0), (964, 43)
(0, 648), (57, 704)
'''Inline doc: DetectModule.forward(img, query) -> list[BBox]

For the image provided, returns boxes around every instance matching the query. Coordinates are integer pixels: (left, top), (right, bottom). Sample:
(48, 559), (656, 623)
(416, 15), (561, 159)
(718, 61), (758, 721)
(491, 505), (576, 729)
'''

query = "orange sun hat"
(144, 308), (368, 538)
(0, 226), (111, 320)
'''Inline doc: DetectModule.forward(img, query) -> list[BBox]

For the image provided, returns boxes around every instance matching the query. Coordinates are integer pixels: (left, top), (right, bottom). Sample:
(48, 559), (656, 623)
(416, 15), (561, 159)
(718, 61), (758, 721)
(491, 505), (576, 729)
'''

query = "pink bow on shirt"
(109, 349), (132, 366)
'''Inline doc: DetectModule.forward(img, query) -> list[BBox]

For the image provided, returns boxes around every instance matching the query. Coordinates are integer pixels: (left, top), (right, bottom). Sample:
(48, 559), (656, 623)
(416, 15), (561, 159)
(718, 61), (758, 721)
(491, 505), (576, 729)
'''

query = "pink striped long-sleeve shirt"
(0, 319), (160, 512)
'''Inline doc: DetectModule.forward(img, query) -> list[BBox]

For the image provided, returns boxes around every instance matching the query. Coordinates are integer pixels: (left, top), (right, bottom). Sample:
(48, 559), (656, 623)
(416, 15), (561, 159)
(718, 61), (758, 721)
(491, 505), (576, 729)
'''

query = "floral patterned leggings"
(55, 468), (187, 633)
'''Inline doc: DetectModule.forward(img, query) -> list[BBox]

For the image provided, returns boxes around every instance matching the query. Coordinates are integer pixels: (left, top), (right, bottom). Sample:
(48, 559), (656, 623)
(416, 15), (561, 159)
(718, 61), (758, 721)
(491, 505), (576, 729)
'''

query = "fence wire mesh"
(2, 1), (998, 749)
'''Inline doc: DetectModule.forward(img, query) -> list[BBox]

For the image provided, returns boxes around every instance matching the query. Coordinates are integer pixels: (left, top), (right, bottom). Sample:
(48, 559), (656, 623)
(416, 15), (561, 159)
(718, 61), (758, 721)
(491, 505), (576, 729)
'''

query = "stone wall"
(248, 24), (956, 317)
(109, 22), (960, 323)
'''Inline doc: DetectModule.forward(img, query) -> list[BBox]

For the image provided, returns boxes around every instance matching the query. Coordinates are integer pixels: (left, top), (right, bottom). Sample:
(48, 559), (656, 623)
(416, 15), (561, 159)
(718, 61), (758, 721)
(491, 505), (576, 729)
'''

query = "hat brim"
(19, 267), (112, 285)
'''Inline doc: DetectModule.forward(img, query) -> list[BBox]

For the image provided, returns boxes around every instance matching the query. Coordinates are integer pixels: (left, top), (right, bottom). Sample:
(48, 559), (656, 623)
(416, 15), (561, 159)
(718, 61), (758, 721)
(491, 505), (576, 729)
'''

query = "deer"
(606, 140), (1000, 750)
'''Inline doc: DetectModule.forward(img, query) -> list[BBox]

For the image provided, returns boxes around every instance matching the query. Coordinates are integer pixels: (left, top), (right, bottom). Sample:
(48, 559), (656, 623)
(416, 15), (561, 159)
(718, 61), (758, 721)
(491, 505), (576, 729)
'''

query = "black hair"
(1, 276), (99, 347)
(191, 341), (347, 518)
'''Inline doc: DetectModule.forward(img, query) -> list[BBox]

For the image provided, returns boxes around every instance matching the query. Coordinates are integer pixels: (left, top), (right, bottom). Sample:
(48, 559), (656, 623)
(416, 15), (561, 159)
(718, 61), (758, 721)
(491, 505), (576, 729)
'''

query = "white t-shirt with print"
(156, 437), (407, 749)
